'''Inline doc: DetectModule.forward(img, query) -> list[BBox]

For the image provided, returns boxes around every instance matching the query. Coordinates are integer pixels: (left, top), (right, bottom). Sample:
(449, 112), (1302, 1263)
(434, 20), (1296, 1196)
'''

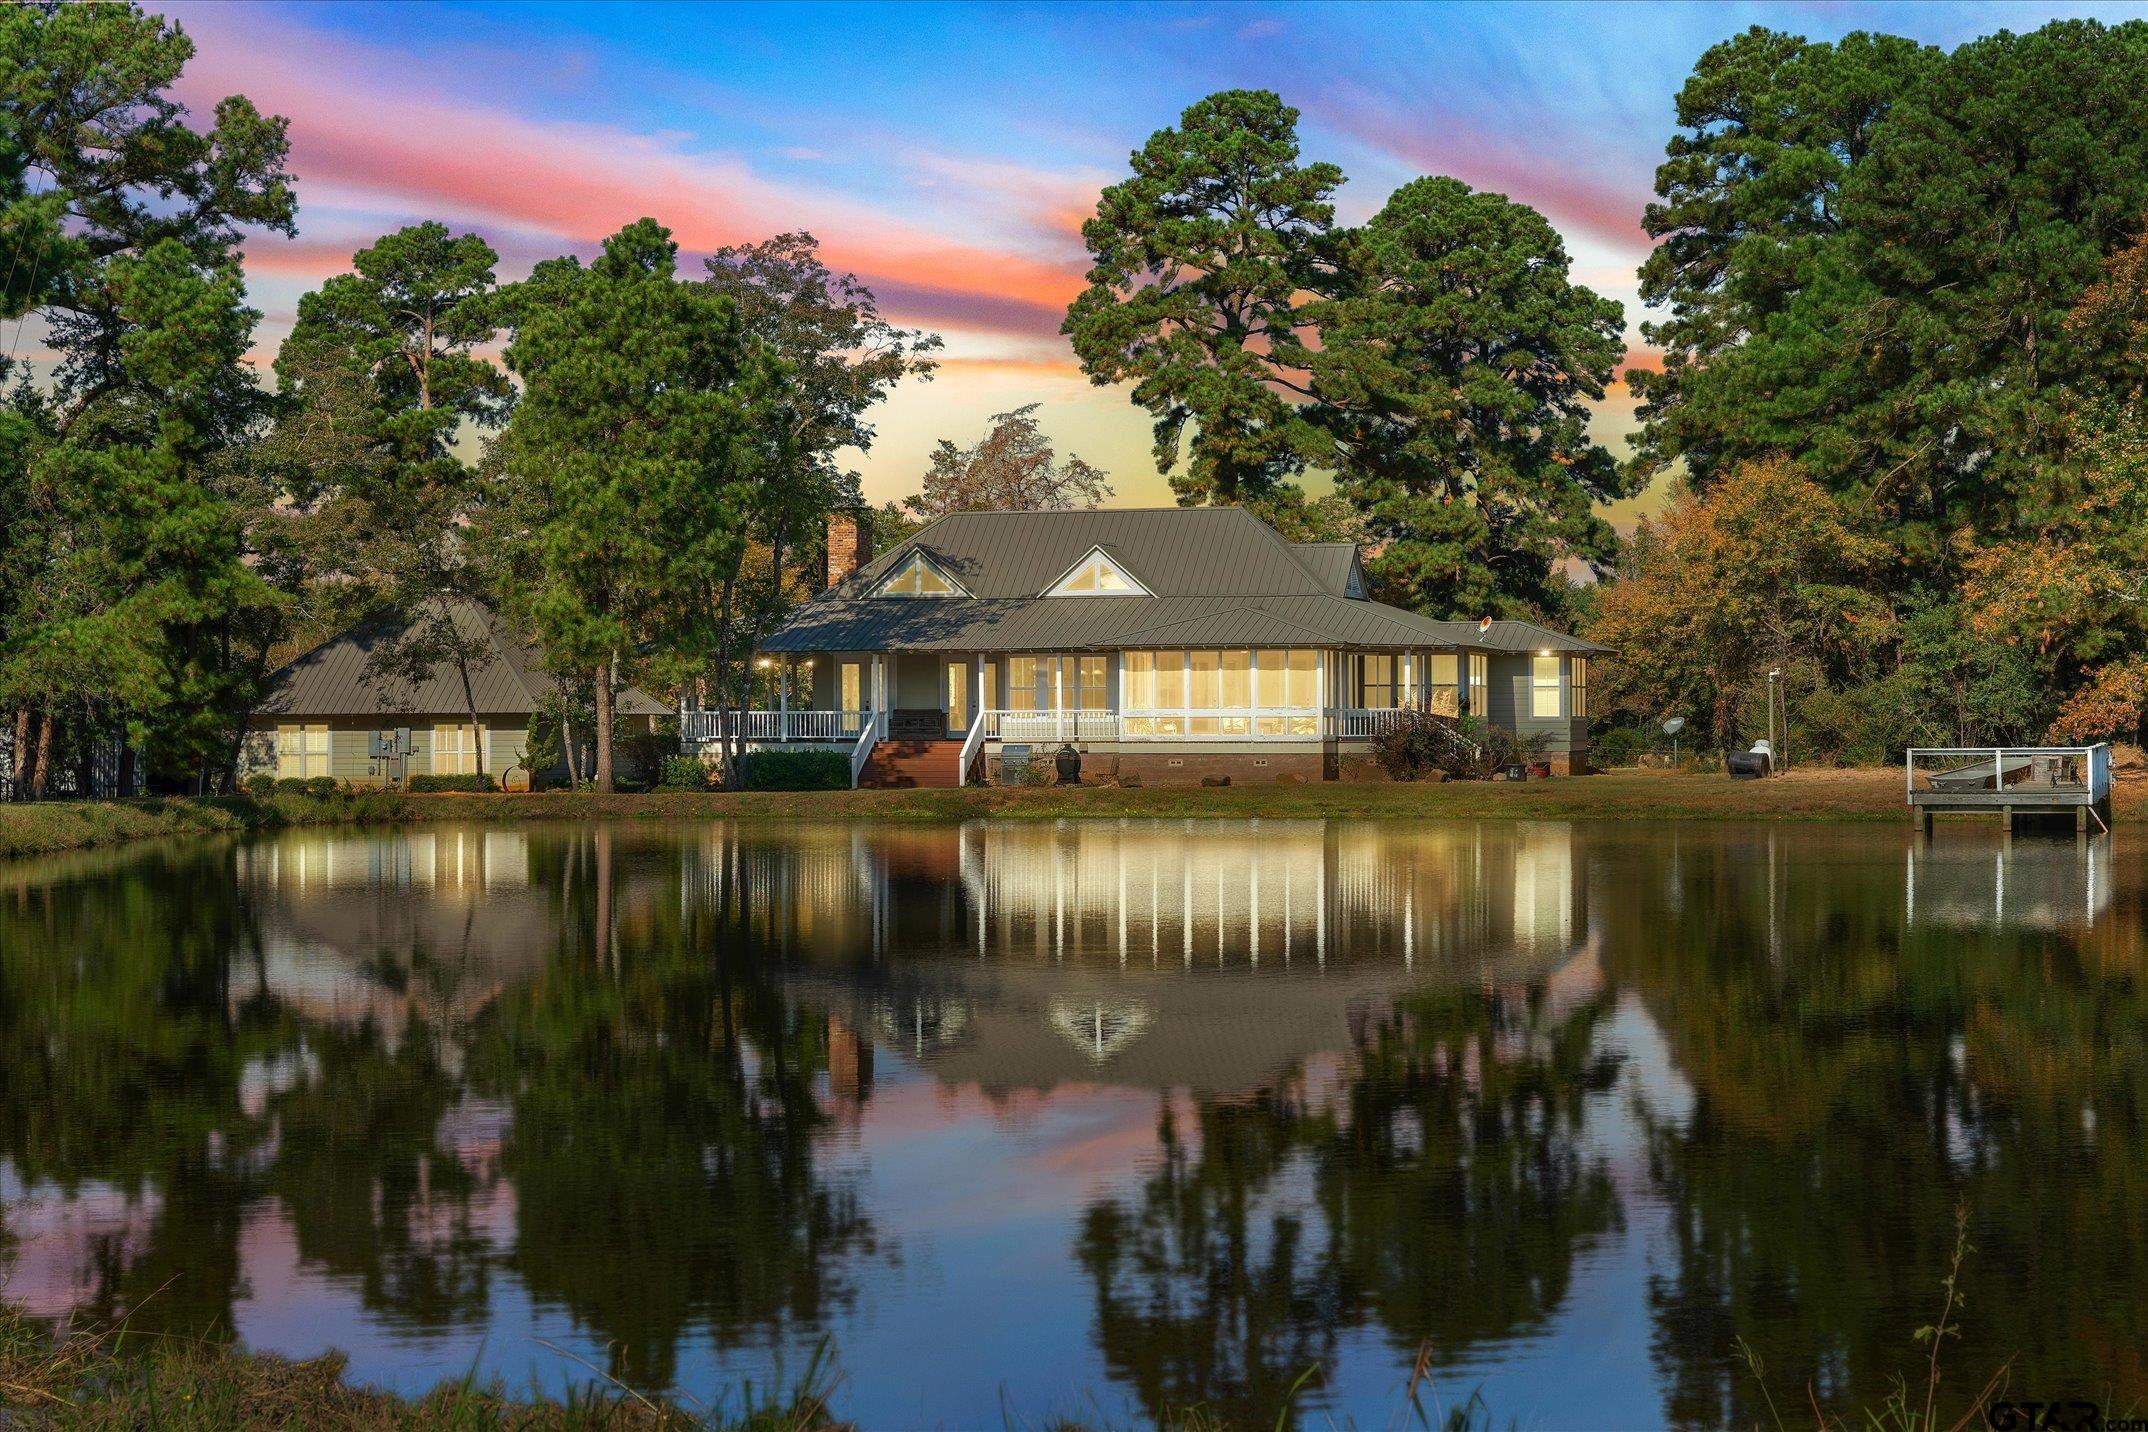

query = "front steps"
(861, 738), (968, 788)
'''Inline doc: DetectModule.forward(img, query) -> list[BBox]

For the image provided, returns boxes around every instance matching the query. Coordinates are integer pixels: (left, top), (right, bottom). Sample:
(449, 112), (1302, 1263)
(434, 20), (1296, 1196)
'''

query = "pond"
(0, 818), (2140, 1426)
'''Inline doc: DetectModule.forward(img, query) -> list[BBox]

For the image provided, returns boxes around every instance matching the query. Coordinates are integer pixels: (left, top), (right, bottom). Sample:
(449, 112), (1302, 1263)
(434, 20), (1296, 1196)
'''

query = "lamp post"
(1662, 715), (1684, 769)
(1767, 667), (1782, 773)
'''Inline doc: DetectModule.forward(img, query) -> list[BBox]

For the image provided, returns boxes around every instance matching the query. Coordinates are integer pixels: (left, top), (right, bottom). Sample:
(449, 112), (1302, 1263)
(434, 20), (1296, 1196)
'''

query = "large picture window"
(1123, 649), (1321, 738)
(1530, 656), (1563, 719)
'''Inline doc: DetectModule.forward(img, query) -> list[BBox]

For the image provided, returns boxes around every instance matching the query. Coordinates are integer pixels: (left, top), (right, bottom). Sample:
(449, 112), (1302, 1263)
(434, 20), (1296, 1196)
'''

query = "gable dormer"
(1043, 545), (1151, 597)
(872, 550), (967, 597)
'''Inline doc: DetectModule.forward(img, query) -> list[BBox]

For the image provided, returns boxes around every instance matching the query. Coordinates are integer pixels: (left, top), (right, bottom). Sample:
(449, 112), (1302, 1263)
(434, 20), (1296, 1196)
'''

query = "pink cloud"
(174, 10), (1090, 340)
(1310, 87), (1651, 253)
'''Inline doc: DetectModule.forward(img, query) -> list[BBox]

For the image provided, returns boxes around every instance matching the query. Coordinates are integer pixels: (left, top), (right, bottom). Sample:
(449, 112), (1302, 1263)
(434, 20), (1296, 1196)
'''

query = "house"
(684, 507), (1606, 788)
(240, 599), (666, 788)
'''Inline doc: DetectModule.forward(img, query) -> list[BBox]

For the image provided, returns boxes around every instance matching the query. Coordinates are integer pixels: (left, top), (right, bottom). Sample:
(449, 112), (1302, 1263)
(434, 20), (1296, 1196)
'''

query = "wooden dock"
(1905, 745), (2111, 834)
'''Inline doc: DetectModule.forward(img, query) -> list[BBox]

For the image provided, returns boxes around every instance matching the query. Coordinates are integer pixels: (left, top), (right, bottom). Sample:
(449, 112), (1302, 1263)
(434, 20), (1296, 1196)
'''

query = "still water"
(0, 819), (2141, 1426)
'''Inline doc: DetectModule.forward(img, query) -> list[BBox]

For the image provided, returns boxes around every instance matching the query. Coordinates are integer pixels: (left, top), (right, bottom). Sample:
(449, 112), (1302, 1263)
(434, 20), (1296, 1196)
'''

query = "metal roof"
(1290, 542), (1363, 596)
(257, 598), (669, 718)
(768, 508), (1608, 655)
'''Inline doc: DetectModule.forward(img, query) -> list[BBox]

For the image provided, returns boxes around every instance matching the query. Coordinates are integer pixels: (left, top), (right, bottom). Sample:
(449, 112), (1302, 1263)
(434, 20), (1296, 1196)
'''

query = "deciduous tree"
(904, 403), (1111, 519)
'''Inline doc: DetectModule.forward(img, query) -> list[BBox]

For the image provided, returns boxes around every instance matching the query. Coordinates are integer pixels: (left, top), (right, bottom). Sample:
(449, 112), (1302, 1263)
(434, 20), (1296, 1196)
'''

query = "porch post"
(1054, 659), (1065, 741)
(778, 659), (789, 740)
(1316, 649), (1329, 735)
(976, 658), (986, 736)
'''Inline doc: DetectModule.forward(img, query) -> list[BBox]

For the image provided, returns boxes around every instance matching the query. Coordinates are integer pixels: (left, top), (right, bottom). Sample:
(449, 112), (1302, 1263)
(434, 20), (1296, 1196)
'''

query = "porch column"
(1054, 659), (1065, 741)
(976, 658), (987, 737)
(1316, 650), (1329, 734)
(778, 659), (790, 740)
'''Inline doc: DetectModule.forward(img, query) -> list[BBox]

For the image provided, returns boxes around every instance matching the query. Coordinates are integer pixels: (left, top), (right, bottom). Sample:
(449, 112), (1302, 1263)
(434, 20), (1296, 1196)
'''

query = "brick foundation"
(1112, 751), (1326, 786)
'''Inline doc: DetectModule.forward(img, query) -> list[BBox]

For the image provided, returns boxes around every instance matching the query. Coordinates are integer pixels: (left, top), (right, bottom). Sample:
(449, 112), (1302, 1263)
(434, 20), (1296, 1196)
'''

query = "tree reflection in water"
(1077, 987), (1622, 1425)
(0, 819), (2142, 1426)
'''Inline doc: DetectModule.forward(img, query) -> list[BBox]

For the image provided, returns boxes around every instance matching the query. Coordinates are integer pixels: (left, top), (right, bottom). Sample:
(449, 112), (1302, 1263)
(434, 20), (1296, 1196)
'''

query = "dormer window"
(1045, 546), (1150, 597)
(874, 552), (965, 597)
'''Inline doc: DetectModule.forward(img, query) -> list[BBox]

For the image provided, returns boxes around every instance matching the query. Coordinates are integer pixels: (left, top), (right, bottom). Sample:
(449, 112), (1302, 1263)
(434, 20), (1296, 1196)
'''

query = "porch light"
(756, 656), (774, 669)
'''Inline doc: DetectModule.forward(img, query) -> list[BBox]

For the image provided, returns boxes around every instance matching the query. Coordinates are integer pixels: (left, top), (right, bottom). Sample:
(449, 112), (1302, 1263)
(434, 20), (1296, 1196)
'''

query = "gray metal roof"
(257, 598), (669, 718)
(768, 509), (1607, 655)
(1291, 542), (1363, 596)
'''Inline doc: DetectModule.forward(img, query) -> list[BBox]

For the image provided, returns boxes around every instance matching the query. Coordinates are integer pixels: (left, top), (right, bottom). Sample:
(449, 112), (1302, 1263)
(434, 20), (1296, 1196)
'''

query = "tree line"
(0, 3), (935, 795)
(13, 5), (2148, 791)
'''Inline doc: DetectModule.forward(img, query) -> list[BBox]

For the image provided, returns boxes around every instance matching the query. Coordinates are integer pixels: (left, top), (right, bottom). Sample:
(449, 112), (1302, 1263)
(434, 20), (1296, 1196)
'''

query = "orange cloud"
(176, 11), (1088, 340)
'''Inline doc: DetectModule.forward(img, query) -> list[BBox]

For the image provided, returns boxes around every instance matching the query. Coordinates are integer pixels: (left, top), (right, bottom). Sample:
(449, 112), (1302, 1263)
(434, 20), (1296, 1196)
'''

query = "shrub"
(1589, 723), (1653, 768)
(304, 775), (340, 798)
(744, 749), (849, 791)
(242, 772), (277, 797)
(1372, 709), (1484, 780)
(408, 772), (498, 793)
(659, 754), (712, 790)
(274, 777), (310, 795)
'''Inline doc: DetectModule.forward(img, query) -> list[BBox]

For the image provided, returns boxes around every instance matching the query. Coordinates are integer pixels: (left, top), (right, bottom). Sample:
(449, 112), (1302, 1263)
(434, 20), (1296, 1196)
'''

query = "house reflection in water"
(669, 819), (1597, 1098)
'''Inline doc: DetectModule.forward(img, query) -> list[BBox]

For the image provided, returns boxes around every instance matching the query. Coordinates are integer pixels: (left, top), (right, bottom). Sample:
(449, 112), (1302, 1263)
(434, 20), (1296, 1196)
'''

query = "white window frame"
(1118, 648), (1322, 739)
(433, 721), (483, 776)
(1042, 545), (1152, 597)
(872, 551), (968, 598)
(276, 722), (330, 778)
(1530, 656), (1564, 719)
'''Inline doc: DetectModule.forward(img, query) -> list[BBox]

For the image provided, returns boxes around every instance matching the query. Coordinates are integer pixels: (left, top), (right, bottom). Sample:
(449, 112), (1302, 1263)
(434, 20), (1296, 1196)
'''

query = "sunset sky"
(166, 0), (2130, 517)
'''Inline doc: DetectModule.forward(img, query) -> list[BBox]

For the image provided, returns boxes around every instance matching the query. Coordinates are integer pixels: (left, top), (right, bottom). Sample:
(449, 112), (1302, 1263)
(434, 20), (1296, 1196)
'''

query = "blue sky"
(159, 0), (2142, 511)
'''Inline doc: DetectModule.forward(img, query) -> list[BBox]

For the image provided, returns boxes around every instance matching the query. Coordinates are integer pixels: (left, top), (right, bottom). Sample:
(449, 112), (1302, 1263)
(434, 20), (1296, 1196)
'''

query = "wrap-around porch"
(680, 646), (1593, 787)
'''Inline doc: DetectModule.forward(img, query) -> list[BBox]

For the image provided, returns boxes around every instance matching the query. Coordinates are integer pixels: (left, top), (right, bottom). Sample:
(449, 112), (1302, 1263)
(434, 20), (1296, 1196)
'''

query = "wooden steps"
(861, 738), (967, 789)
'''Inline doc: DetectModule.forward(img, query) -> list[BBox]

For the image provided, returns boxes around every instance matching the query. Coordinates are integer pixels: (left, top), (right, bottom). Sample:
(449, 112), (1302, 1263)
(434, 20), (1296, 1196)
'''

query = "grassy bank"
(0, 1305), (834, 1430)
(1, 767), (2132, 860)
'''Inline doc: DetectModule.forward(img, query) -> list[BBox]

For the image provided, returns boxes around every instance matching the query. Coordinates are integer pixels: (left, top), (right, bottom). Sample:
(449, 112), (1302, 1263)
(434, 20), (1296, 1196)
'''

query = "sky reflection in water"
(0, 819), (2139, 1426)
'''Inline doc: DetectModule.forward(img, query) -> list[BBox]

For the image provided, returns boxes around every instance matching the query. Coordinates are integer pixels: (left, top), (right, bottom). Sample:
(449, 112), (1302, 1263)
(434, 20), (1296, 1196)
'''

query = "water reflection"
(0, 820), (2139, 1426)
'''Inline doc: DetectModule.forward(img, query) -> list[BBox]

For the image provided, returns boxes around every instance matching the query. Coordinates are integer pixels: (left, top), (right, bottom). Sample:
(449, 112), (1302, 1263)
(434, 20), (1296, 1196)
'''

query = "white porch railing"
(849, 711), (886, 788)
(680, 708), (871, 744)
(979, 709), (1124, 742)
(688, 705), (1435, 747)
(957, 709), (987, 785)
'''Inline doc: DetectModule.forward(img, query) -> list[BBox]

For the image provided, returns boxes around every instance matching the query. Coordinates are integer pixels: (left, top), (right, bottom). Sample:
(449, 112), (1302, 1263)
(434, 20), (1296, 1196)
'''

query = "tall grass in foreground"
(0, 1300), (844, 1430)
(1738, 1203), (2009, 1432)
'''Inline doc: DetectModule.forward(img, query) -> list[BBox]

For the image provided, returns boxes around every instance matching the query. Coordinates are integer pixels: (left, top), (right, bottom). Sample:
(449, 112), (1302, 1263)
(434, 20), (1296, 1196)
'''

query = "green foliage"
(1066, 90), (1626, 620)
(408, 772), (497, 793)
(243, 771), (277, 797)
(1637, 20), (2148, 552)
(659, 754), (712, 791)
(1312, 177), (1630, 618)
(1064, 90), (1339, 509)
(497, 220), (780, 790)
(0, 2), (296, 789)
(743, 749), (850, 791)
(272, 222), (513, 731)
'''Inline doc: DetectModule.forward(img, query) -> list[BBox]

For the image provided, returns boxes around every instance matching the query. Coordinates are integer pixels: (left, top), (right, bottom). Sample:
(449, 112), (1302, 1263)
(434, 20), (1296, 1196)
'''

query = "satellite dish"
(1662, 716), (1686, 735)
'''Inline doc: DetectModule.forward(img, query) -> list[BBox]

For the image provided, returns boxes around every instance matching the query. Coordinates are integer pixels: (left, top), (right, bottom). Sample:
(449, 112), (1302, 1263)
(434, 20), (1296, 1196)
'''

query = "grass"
(1737, 1203), (2012, 1432)
(0, 1300), (844, 1430)
(1, 766), (2134, 861)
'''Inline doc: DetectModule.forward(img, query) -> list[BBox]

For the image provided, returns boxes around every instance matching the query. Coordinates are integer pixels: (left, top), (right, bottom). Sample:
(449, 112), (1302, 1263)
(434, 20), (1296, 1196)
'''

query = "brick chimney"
(825, 508), (872, 588)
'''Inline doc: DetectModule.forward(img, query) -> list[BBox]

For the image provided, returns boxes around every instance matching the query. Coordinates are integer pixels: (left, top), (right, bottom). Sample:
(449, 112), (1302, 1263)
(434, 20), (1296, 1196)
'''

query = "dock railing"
(1905, 745), (2110, 802)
